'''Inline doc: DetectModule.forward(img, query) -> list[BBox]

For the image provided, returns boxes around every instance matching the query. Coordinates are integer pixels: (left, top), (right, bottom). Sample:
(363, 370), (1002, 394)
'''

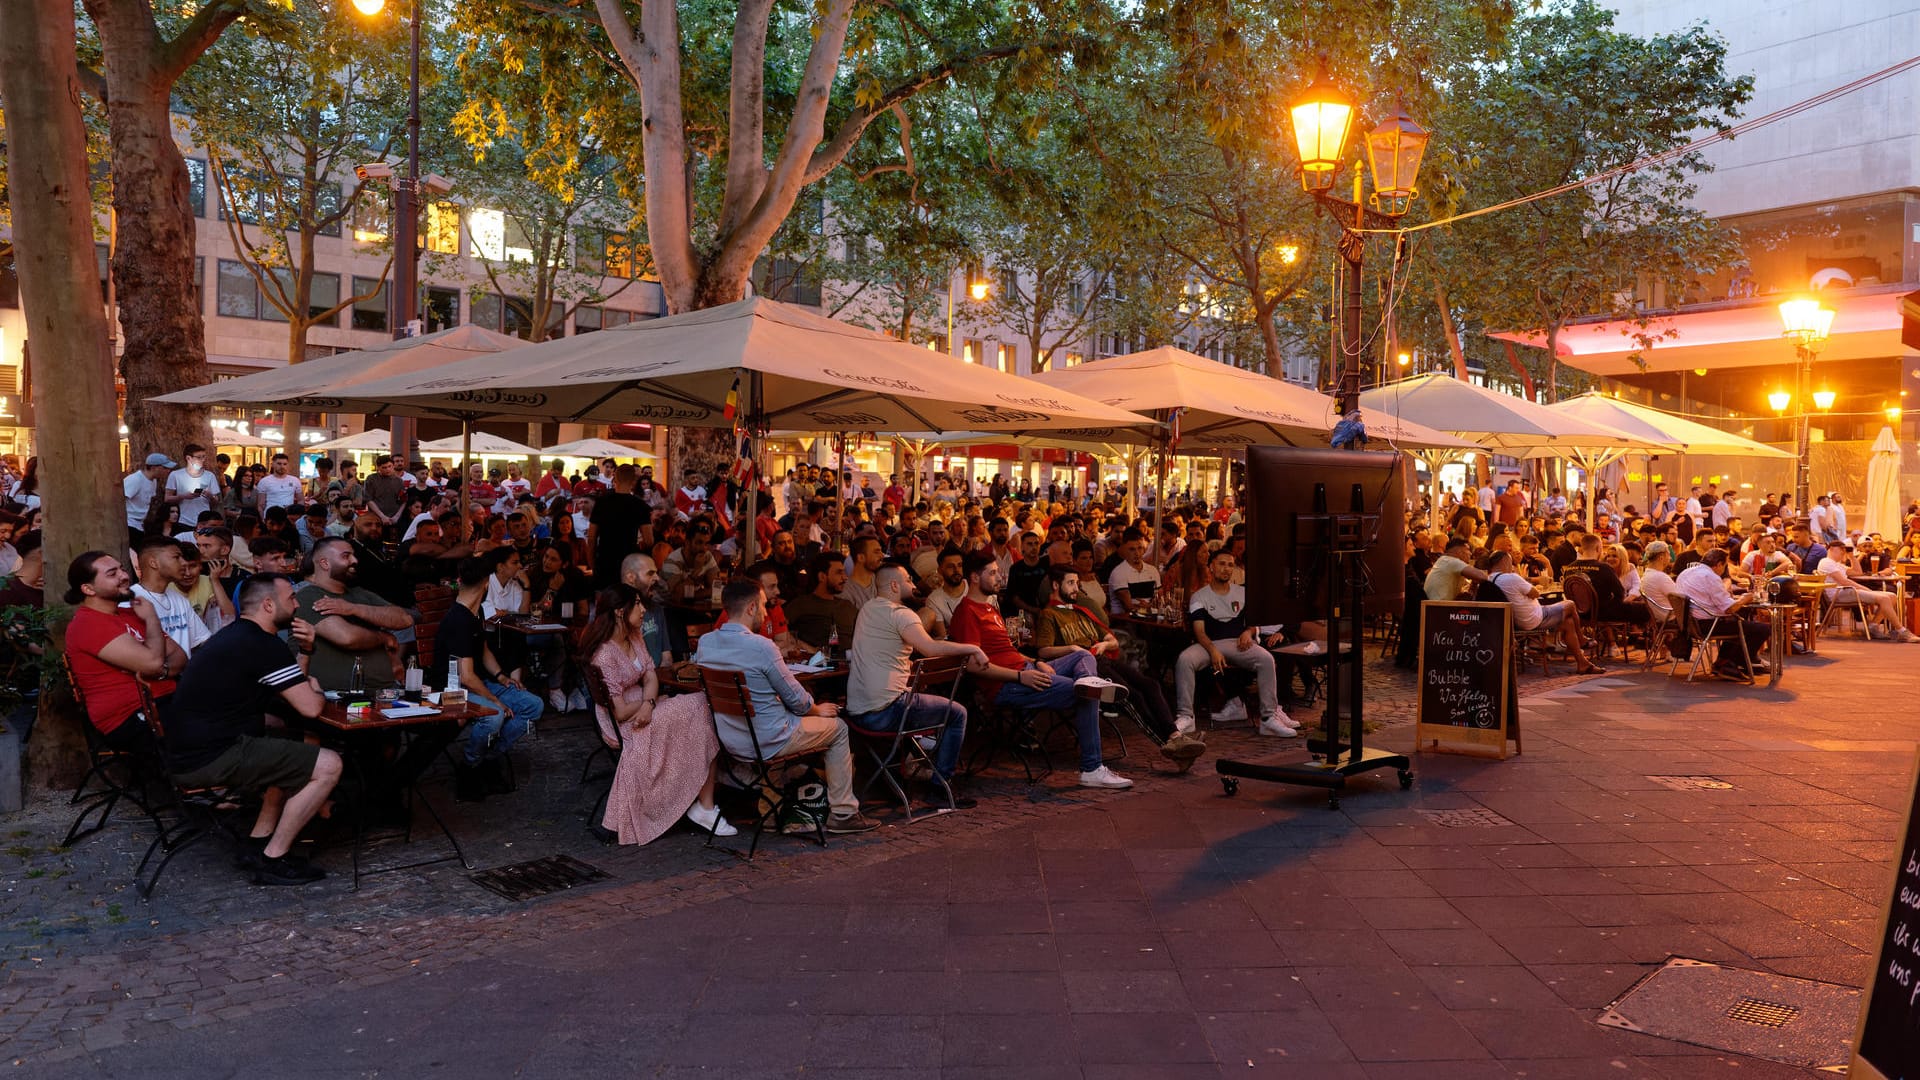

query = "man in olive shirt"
(295, 537), (412, 690)
(844, 564), (984, 796)
(783, 551), (859, 651)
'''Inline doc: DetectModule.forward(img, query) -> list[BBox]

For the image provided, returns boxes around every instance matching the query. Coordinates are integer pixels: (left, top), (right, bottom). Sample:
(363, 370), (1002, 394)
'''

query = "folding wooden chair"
(579, 663), (622, 843)
(698, 666), (829, 858)
(129, 684), (261, 899)
(60, 669), (169, 850)
(849, 654), (969, 820)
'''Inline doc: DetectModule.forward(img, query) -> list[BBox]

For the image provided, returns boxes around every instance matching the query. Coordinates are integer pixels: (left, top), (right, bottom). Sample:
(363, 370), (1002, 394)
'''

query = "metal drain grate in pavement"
(1646, 775), (1735, 791)
(1726, 998), (1800, 1028)
(471, 855), (610, 902)
(1416, 808), (1515, 828)
(1596, 958), (1858, 1070)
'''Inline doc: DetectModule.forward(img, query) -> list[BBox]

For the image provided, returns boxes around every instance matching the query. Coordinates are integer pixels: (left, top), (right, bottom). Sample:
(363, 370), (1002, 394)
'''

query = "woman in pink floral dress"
(580, 585), (735, 844)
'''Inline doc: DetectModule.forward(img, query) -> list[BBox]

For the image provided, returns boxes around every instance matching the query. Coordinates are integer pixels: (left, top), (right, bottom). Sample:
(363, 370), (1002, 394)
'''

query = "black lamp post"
(1287, 79), (1430, 417)
(353, 0), (424, 465)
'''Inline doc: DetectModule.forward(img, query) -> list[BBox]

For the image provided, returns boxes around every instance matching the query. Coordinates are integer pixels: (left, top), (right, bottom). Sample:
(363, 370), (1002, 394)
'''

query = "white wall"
(1609, 0), (1920, 218)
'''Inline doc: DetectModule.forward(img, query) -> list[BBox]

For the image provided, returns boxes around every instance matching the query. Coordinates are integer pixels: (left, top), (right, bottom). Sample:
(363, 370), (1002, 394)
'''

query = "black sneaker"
(453, 761), (489, 802)
(919, 782), (977, 810)
(234, 835), (270, 871)
(481, 756), (515, 795)
(253, 854), (326, 886)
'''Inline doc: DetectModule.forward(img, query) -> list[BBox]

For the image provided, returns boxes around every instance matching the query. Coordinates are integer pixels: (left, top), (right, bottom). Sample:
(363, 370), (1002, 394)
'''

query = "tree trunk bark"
(1434, 284), (1471, 379)
(1257, 307), (1284, 378)
(1500, 340), (1537, 401)
(89, 7), (216, 461)
(0, 0), (131, 790)
(283, 317), (309, 461)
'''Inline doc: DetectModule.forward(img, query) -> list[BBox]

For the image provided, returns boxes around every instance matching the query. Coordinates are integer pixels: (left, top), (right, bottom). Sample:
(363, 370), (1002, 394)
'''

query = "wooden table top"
(317, 699), (488, 732)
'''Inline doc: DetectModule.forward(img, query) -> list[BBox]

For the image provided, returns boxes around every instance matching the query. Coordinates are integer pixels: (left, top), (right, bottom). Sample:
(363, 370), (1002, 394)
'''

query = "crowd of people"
(15, 445), (1305, 885)
(1406, 476), (1920, 681)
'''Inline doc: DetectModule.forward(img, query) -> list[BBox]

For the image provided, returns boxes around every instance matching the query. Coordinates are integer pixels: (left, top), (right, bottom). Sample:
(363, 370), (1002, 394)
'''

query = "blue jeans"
(465, 680), (542, 764)
(848, 692), (967, 780)
(993, 649), (1103, 771)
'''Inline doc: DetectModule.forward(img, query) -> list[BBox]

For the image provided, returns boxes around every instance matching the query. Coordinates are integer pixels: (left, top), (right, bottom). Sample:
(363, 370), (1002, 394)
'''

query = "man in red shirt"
(882, 473), (907, 510)
(946, 552), (1133, 789)
(534, 460), (573, 501)
(63, 550), (185, 749)
(1493, 480), (1527, 526)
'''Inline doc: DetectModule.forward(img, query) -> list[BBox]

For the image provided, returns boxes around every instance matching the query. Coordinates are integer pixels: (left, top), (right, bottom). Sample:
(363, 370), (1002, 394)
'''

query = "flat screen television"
(1243, 446), (1407, 626)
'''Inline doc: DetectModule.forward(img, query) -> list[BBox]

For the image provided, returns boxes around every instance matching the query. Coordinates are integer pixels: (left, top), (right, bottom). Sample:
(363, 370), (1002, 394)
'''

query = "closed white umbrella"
(1865, 426), (1902, 539)
(539, 437), (660, 461)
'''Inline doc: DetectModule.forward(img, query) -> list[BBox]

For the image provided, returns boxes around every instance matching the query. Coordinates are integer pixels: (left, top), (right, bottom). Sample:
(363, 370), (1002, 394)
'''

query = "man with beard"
(617, 552), (670, 664)
(64, 551), (186, 749)
(765, 529), (805, 598)
(294, 538), (412, 691)
(348, 512), (414, 608)
(923, 546), (970, 637)
(783, 551), (860, 651)
(162, 574), (340, 886)
(947, 552), (1133, 789)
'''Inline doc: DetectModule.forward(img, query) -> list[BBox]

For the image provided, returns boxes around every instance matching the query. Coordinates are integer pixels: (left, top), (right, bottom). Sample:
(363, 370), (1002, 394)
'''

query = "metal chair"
(1816, 579), (1875, 638)
(1642, 602), (1681, 671)
(579, 662), (622, 843)
(59, 667), (169, 850)
(129, 683), (261, 899)
(698, 665), (829, 858)
(848, 654), (969, 820)
(1673, 596), (1755, 684)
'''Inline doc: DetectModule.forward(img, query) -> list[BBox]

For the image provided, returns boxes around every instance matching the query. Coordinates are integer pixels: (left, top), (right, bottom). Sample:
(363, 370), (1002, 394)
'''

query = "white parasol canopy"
(306, 429), (406, 454)
(538, 437), (660, 461)
(1031, 347), (1475, 452)
(1864, 426), (1903, 539)
(1360, 374), (1660, 453)
(152, 324), (531, 412)
(1539, 393), (1793, 459)
(420, 432), (542, 457)
(336, 297), (1148, 432)
(207, 429), (282, 449)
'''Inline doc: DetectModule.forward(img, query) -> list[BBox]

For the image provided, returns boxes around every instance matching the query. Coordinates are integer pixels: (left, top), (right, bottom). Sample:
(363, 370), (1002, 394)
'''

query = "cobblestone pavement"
(2, 638), (1911, 1076)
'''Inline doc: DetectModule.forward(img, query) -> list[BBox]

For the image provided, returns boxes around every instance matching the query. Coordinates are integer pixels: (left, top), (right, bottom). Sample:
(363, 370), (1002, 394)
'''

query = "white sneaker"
(1214, 699), (1248, 723)
(1073, 676), (1128, 703)
(913, 735), (938, 754)
(1174, 716), (1197, 736)
(1078, 765), (1134, 789)
(1258, 715), (1300, 738)
(685, 802), (738, 837)
(547, 689), (569, 713)
(568, 688), (592, 712)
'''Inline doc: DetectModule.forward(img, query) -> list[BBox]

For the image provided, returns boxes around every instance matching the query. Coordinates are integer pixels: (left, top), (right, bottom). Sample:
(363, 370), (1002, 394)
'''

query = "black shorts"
(172, 735), (321, 793)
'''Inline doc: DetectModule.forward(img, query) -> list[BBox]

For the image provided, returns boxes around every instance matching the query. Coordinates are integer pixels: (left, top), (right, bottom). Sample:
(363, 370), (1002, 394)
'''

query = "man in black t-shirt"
(1004, 531), (1052, 618)
(163, 574), (341, 886)
(589, 465), (648, 587)
(436, 558), (540, 799)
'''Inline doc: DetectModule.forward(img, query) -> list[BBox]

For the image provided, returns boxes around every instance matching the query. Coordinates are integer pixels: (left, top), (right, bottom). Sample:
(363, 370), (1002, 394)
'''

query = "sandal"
(1575, 665), (1607, 676)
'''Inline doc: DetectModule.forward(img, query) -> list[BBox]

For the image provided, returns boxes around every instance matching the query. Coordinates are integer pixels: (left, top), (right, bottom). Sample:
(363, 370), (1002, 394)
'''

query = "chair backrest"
(1473, 577), (1508, 605)
(581, 658), (621, 750)
(135, 680), (168, 740)
(697, 665), (771, 763)
(910, 653), (971, 705)
(413, 583), (456, 669)
(1561, 573), (1599, 621)
(686, 621), (716, 649)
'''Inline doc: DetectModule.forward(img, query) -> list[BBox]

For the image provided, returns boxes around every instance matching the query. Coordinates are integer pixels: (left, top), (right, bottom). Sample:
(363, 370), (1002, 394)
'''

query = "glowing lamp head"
(1289, 76), (1354, 193)
(1396, 351), (1412, 368)
(1777, 297), (1835, 345)
(968, 281), (989, 302)
(1813, 389), (1837, 411)
(1364, 104), (1428, 217)
(1887, 406), (1903, 423)
(350, 0), (386, 14)
(1768, 390), (1792, 413)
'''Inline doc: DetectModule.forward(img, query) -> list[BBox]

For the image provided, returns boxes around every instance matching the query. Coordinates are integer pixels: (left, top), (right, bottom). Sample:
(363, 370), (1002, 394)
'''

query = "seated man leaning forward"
(295, 537), (412, 691)
(1174, 548), (1292, 738)
(161, 574), (342, 887)
(946, 552), (1133, 790)
(844, 562), (988, 807)
(1485, 548), (1606, 675)
(1818, 545), (1920, 643)
(693, 578), (879, 835)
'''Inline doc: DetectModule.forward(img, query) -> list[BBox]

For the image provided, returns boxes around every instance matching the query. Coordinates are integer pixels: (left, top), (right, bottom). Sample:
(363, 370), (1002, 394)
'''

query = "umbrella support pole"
(459, 421), (472, 524)
(742, 371), (765, 567)
(1213, 512), (1411, 810)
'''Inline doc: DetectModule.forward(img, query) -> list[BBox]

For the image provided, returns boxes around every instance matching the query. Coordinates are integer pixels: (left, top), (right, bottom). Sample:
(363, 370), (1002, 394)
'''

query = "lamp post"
(943, 267), (989, 362)
(352, 0), (422, 467)
(1286, 79), (1429, 416)
(1777, 296), (1836, 516)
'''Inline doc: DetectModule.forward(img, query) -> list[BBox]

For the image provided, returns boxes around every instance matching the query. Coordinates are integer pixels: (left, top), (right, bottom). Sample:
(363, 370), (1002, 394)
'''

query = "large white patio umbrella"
(335, 297), (1147, 434)
(539, 437), (660, 462)
(1032, 347), (1475, 537)
(420, 432), (543, 458)
(1360, 374), (1661, 527)
(348, 298), (1147, 562)
(1535, 391), (1794, 521)
(307, 430), (403, 454)
(1864, 426), (1902, 539)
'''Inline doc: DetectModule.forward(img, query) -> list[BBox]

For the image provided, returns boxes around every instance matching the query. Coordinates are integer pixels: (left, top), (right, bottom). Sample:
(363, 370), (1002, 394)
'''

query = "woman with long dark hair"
(225, 468), (261, 515)
(579, 585), (734, 844)
(548, 503), (588, 567)
(7, 457), (40, 511)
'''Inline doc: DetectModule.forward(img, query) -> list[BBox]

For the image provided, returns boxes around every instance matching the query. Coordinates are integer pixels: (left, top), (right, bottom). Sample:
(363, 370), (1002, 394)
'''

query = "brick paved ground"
(3, 637), (1912, 1076)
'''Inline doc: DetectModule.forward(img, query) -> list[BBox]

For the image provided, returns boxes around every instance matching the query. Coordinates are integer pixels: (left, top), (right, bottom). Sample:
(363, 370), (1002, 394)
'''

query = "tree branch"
(718, 0), (776, 240)
(156, 0), (247, 86)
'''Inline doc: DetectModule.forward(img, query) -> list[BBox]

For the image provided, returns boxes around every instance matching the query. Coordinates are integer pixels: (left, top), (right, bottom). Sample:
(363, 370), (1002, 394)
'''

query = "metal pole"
(388, 0), (422, 468)
(1335, 180), (1366, 418)
(1795, 343), (1813, 515)
(742, 370), (764, 566)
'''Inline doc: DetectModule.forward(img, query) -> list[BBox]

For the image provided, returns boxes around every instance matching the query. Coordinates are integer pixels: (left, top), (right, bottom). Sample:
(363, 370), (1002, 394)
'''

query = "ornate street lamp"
(1777, 295), (1836, 515)
(1286, 75), (1429, 418)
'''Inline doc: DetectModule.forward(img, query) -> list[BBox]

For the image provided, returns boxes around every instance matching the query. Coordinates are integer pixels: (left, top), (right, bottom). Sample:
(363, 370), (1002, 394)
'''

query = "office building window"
(185, 159), (207, 218)
(995, 343), (1016, 372)
(216, 258), (257, 319)
(424, 202), (461, 254)
(352, 276), (388, 332)
(259, 269), (339, 327)
(422, 286), (460, 331)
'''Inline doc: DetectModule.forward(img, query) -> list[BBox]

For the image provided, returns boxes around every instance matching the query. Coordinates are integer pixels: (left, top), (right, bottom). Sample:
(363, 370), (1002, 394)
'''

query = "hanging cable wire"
(1356, 51), (1920, 236)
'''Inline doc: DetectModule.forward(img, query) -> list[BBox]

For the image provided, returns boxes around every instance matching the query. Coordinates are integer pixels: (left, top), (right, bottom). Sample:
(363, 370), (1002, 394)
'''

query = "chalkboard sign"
(1851, 750), (1920, 1080)
(1414, 601), (1519, 759)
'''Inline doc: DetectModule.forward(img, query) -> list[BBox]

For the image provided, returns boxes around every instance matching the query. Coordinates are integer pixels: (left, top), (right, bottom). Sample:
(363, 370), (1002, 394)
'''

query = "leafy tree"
(1429, 0), (1752, 400)
(181, 4), (411, 456)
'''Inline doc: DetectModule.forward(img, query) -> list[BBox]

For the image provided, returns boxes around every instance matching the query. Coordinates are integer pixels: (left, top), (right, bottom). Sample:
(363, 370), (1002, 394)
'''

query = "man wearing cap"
(125, 452), (177, 543)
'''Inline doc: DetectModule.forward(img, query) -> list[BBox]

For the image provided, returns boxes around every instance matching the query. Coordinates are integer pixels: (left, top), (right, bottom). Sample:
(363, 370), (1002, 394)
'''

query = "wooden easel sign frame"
(1849, 748), (1920, 1080)
(1415, 601), (1520, 759)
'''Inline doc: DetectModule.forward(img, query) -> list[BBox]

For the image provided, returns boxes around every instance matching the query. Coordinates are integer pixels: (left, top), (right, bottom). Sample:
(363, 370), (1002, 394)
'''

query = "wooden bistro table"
(659, 658), (852, 695)
(317, 698), (490, 889)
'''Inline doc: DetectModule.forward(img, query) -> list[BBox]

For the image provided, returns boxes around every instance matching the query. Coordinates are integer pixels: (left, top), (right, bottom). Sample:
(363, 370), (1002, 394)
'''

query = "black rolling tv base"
(1214, 745), (1412, 812)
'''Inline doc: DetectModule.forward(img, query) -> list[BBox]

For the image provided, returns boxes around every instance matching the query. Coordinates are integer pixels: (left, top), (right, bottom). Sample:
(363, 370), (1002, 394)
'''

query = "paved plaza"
(1, 639), (1912, 1077)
